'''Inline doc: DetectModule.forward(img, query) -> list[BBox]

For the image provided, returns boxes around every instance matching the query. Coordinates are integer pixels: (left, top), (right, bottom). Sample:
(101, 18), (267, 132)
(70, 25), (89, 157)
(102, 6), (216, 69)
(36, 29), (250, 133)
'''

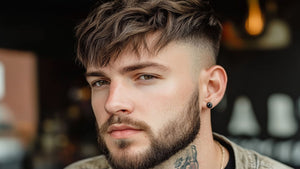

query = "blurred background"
(0, 0), (299, 168)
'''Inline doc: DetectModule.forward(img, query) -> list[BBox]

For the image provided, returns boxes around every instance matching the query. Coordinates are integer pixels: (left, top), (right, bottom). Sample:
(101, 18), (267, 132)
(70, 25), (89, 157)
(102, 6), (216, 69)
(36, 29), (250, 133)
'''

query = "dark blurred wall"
(212, 0), (300, 167)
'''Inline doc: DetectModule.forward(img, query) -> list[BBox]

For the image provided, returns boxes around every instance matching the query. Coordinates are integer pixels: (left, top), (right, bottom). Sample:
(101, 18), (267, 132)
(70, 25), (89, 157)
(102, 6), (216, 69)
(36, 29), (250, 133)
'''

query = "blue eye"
(139, 74), (156, 80)
(91, 80), (110, 87)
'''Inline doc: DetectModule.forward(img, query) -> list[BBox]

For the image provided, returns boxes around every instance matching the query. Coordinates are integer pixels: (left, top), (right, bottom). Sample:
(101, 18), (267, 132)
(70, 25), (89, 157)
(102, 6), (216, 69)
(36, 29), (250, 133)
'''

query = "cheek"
(91, 94), (108, 125)
(145, 79), (194, 107)
(135, 80), (195, 131)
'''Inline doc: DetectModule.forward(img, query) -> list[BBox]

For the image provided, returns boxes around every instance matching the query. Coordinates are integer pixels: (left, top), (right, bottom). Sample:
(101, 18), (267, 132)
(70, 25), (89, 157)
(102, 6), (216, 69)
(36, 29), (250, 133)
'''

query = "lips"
(107, 124), (142, 139)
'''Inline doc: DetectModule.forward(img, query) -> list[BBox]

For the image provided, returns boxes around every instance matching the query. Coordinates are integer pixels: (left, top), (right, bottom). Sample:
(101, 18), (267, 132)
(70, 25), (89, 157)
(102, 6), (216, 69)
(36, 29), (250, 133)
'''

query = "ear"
(200, 65), (227, 109)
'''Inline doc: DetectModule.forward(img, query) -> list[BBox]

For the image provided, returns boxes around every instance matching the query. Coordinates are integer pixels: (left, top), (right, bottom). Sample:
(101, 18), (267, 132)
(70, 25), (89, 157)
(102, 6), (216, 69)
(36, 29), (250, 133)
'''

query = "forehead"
(86, 41), (199, 72)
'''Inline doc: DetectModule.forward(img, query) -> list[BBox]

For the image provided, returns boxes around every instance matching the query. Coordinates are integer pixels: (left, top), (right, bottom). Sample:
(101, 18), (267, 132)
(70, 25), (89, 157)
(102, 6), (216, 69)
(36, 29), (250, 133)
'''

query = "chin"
(111, 139), (149, 153)
(108, 144), (149, 164)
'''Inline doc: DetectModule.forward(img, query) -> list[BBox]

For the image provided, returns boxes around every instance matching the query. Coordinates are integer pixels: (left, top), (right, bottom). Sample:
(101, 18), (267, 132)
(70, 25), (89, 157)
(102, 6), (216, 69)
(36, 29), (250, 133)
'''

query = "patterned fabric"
(65, 134), (293, 169)
(65, 156), (112, 169)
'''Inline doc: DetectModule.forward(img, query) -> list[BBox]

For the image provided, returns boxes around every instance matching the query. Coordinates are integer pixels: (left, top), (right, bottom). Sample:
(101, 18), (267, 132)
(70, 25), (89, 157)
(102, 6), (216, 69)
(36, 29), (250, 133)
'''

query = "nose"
(104, 81), (134, 115)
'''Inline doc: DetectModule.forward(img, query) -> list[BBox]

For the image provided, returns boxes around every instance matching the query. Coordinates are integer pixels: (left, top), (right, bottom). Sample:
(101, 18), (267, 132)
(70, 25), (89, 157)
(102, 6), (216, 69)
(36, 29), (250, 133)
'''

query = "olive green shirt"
(65, 134), (293, 169)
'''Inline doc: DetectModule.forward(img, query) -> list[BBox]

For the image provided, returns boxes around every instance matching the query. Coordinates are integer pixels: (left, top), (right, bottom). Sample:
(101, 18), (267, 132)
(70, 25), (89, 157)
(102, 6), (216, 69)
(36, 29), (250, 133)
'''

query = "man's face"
(86, 41), (203, 169)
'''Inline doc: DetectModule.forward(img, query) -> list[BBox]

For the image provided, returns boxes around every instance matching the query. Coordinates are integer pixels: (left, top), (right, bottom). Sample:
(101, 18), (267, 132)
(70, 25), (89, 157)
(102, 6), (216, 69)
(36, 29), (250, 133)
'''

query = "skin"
(86, 37), (229, 169)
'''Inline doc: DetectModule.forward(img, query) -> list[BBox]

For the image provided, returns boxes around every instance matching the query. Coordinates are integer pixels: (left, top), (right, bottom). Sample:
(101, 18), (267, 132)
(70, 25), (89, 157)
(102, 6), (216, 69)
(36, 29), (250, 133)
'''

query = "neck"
(150, 138), (226, 169)
(151, 144), (199, 169)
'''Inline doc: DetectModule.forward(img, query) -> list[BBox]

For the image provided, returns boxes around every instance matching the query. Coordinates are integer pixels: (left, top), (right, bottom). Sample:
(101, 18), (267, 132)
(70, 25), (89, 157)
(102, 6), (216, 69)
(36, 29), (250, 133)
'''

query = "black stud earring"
(207, 102), (213, 109)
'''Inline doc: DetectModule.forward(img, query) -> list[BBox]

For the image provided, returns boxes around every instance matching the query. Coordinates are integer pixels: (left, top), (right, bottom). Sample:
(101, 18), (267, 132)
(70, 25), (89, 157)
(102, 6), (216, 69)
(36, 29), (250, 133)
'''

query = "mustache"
(99, 115), (150, 134)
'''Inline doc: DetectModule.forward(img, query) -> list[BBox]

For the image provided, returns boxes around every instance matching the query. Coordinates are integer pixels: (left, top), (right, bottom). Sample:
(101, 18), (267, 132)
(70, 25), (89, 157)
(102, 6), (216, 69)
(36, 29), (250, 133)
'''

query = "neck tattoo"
(217, 141), (225, 169)
(174, 145), (199, 169)
(173, 143), (225, 169)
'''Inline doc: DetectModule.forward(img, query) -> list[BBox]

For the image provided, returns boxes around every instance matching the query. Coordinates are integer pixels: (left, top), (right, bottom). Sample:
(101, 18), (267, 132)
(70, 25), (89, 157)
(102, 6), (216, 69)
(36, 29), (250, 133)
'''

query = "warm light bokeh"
(245, 0), (265, 36)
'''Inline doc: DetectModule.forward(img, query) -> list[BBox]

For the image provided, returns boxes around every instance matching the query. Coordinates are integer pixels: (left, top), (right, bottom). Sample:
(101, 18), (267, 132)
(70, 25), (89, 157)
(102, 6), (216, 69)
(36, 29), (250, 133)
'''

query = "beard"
(96, 91), (200, 169)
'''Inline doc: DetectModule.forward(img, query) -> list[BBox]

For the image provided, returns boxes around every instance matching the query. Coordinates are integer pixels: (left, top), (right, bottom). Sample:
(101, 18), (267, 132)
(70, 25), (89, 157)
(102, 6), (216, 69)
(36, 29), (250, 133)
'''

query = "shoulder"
(213, 133), (293, 169)
(64, 155), (112, 169)
(233, 144), (292, 169)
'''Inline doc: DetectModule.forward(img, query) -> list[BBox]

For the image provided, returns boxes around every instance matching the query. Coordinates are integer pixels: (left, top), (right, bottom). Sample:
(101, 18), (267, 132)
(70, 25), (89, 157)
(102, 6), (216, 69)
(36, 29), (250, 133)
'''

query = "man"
(66, 0), (292, 168)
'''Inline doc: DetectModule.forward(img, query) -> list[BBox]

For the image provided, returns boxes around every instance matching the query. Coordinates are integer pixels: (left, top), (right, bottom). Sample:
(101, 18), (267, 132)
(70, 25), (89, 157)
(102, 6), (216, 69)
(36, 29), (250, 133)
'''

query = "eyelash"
(90, 79), (110, 88)
(137, 74), (157, 80)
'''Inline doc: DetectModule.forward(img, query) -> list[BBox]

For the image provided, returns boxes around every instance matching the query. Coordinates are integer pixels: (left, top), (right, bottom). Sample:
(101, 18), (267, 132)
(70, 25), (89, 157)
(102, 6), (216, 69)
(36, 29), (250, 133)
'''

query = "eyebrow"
(85, 71), (107, 78)
(85, 62), (169, 78)
(121, 62), (169, 74)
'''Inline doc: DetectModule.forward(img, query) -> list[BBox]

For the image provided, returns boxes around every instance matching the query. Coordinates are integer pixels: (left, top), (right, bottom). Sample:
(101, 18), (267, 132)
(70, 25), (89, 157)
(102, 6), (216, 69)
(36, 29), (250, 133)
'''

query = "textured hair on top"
(76, 0), (222, 67)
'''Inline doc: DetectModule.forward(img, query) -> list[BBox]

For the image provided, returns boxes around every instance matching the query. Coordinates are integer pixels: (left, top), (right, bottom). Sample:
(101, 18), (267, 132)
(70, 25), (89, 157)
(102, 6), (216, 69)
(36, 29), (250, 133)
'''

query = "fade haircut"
(76, 0), (222, 67)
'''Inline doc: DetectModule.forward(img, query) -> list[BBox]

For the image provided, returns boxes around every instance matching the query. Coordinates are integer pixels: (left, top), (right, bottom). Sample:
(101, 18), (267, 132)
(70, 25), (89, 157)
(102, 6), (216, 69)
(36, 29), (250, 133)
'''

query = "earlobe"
(202, 65), (227, 109)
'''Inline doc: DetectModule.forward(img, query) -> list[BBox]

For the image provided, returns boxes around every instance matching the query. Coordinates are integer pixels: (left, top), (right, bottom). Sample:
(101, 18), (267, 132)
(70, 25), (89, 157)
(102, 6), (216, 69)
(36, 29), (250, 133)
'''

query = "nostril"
(119, 109), (130, 115)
